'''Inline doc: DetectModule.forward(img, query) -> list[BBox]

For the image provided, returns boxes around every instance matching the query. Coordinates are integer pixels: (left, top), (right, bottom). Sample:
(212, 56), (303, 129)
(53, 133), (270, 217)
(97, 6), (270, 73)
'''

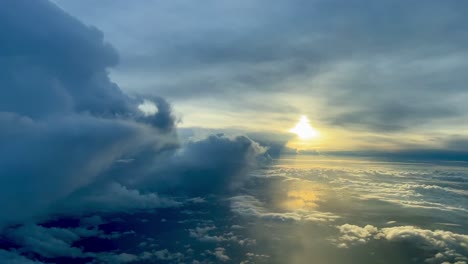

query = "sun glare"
(290, 115), (319, 140)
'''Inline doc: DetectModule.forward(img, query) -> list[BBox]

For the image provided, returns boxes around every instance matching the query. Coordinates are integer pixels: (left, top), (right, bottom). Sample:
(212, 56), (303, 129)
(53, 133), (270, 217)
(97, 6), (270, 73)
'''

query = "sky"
(0, 0), (467, 264)
(50, 0), (468, 153)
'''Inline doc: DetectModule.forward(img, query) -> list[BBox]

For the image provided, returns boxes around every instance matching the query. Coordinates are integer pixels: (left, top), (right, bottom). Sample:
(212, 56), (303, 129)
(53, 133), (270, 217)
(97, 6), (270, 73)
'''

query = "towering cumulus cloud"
(0, 0), (177, 227)
(0, 0), (265, 230)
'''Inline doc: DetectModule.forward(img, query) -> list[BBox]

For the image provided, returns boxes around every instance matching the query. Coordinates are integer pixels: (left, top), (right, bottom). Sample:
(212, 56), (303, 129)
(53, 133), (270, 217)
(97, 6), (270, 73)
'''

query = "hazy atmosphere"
(1, 0), (467, 263)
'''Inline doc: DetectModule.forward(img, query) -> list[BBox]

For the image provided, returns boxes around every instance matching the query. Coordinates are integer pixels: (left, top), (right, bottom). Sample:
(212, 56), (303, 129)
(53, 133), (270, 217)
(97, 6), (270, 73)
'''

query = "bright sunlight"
(289, 115), (319, 140)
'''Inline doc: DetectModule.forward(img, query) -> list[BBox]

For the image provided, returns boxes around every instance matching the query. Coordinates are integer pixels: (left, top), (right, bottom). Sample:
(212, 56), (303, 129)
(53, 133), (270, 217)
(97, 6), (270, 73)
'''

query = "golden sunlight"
(289, 115), (319, 139)
(278, 181), (324, 211)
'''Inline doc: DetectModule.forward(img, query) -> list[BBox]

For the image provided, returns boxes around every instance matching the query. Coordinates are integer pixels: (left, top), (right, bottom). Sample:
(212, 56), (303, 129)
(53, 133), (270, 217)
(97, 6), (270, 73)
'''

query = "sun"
(289, 115), (319, 140)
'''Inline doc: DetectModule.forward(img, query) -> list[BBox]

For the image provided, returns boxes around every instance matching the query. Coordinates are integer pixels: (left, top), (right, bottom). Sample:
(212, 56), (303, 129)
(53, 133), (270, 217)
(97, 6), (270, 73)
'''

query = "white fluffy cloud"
(336, 224), (379, 247)
(336, 224), (468, 263)
(207, 247), (230, 262)
(230, 195), (339, 222)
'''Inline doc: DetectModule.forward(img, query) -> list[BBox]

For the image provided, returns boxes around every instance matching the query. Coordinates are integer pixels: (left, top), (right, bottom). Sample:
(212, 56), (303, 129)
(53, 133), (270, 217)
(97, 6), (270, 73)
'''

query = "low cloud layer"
(337, 224), (468, 263)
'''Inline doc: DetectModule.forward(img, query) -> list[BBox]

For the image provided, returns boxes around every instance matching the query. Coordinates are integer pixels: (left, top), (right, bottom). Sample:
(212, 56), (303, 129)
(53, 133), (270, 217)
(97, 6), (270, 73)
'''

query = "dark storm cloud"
(0, 113), (168, 226)
(0, 0), (269, 260)
(0, 0), (177, 130)
(0, 0), (180, 227)
(0, 0), (268, 231)
(0, 0), (122, 117)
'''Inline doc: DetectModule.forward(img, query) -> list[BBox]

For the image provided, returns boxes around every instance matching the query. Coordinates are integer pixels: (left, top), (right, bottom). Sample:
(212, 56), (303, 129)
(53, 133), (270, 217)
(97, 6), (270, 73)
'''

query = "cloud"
(207, 247), (230, 262)
(95, 252), (139, 263)
(95, 249), (185, 263)
(0, 0), (180, 228)
(336, 224), (379, 248)
(0, 4), (274, 264)
(136, 134), (269, 196)
(138, 99), (158, 116)
(4, 224), (99, 258)
(52, 182), (181, 216)
(331, 102), (459, 132)
(188, 224), (252, 245)
(189, 226), (223, 242)
(3, 221), (186, 263)
(230, 195), (339, 222)
(146, 249), (184, 261)
(0, 0), (271, 240)
(261, 163), (467, 214)
(5, 1), (467, 263)
(336, 224), (468, 263)
(0, 0), (118, 116)
(0, 249), (44, 264)
(54, 0), (468, 135)
(0, 112), (178, 227)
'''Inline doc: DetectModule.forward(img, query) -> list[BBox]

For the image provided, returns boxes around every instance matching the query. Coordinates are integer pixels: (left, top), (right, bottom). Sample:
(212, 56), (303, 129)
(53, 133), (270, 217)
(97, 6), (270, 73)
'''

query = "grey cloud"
(52, 182), (181, 217)
(0, 0), (180, 227)
(444, 137), (468, 152)
(3, 1), (468, 263)
(94, 252), (139, 263)
(331, 102), (460, 132)
(0, 0), (176, 130)
(0, 249), (44, 264)
(135, 134), (270, 196)
(109, 0), (467, 71)
(93, 249), (186, 263)
(327, 149), (468, 163)
(0, 112), (175, 227)
(0, 0), (122, 117)
(55, 0), (468, 133)
(4, 224), (99, 258)
(0, 0), (272, 230)
(178, 128), (295, 159)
